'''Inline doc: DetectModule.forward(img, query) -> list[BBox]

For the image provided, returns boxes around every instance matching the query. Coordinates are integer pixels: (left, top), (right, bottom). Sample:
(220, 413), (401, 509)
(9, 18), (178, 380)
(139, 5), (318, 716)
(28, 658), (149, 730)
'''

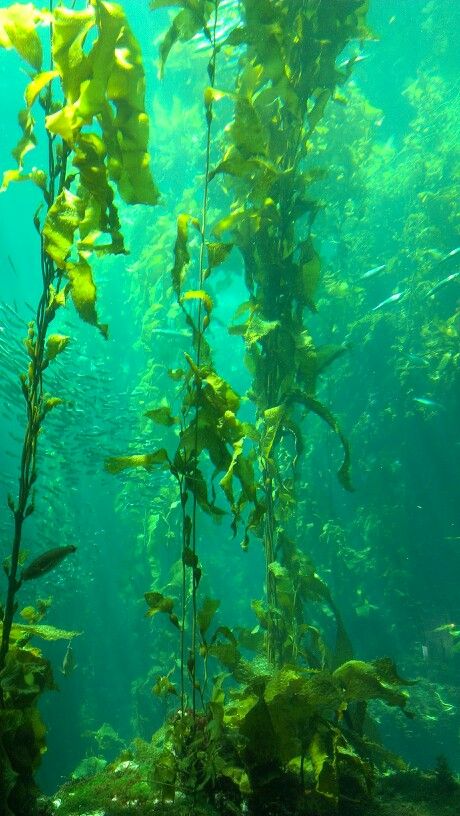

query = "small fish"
(61, 640), (77, 676)
(406, 352), (429, 367)
(7, 255), (18, 278)
(339, 54), (368, 70)
(413, 396), (444, 409)
(360, 263), (386, 280)
(372, 291), (404, 311)
(151, 329), (189, 339)
(427, 271), (460, 297)
(438, 247), (460, 264)
(21, 545), (77, 582)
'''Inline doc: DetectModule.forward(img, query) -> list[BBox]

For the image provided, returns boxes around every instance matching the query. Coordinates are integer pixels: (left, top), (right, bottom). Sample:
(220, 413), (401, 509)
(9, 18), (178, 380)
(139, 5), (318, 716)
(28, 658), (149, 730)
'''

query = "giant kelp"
(269, 3), (460, 768)
(103, 1), (417, 813)
(0, 2), (157, 813)
(1, 0), (443, 811)
(299, 34), (460, 671)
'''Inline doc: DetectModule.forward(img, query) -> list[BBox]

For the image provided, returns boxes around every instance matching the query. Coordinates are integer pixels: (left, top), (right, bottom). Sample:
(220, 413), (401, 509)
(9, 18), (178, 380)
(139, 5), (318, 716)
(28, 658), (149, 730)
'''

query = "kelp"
(107, 0), (265, 731)
(145, 591), (180, 629)
(159, 649), (409, 806)
(0, 624), (75, 815)
(151, 0), (227, 78)
(287, 390), (354, 492)
(103, 1), (418, 813)
(0, 4), (47, 70)
(138, 596), (411, 811)
(171, 213), (201, 297)
(229, 307), (280, 347)
(2, 0), (158, 337)
(2, 622), (81, 643)
(106, 185), (260, 524)
(301, 45), (460, 705)
(198, 1), (372, 683)
(0, 0), (159, 660)
(49, 2), (159, 204)
(0, 705), (46, 815)
(333, 658), (416, 714)
(0, 3), (158, 813)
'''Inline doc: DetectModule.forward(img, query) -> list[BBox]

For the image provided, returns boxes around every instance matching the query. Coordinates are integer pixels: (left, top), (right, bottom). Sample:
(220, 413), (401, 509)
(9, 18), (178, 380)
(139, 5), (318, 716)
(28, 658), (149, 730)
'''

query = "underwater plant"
(0, 1), (157, 812)
(102, 1), (420, 813)
(294, 41), (460, 667)
(434, 753), (457, 794)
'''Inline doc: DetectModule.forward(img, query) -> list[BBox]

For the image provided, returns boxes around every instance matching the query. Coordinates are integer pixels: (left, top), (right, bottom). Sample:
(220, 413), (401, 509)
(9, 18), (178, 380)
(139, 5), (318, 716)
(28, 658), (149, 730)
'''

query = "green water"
(0, 0), (458, 808)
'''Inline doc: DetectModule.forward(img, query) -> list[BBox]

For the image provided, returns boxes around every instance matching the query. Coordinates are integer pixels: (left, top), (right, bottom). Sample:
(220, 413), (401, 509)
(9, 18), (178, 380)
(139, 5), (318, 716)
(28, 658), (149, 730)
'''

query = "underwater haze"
(0, 1), (459, 815)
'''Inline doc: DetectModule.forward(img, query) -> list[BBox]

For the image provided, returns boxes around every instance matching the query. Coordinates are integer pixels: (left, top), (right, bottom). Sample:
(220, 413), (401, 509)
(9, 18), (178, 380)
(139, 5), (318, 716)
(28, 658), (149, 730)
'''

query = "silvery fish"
(360, 263), (386, 280)
(372, 291), (404, 311)
(61, 640), (77, 676)
(438, 247), (460, 263)
(427, 271), (460, 297)
(406, 352), (429, 367)
(413, 397), (443, 409)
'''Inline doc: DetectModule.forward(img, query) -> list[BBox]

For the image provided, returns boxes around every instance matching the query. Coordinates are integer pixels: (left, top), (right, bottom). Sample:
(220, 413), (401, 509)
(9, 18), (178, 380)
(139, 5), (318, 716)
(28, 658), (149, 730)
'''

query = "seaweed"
(0, 2), (157, 812)
(0, 1), (431, 814)
(103, 1), (415, 814)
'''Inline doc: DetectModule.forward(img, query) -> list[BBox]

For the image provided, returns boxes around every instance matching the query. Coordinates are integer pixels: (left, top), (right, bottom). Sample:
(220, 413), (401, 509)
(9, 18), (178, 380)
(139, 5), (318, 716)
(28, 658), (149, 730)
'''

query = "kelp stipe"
(0, 2), (157, 812)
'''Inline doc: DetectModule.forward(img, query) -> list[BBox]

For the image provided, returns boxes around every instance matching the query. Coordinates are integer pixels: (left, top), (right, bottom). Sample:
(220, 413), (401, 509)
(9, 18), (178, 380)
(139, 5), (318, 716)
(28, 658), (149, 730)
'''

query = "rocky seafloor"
(36, 756), (460, 816)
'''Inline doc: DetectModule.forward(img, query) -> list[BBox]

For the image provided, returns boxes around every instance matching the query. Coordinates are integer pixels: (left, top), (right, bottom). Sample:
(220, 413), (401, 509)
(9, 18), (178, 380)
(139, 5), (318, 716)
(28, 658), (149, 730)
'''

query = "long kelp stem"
(0, 51), (66, 679)
(178, 471), (187, 714)
(189, 0), (219, 717)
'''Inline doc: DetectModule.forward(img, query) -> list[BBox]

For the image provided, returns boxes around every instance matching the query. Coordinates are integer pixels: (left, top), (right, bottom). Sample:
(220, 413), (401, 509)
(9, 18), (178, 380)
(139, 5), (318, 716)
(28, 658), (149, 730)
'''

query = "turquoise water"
(0, 0), (459, 800)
